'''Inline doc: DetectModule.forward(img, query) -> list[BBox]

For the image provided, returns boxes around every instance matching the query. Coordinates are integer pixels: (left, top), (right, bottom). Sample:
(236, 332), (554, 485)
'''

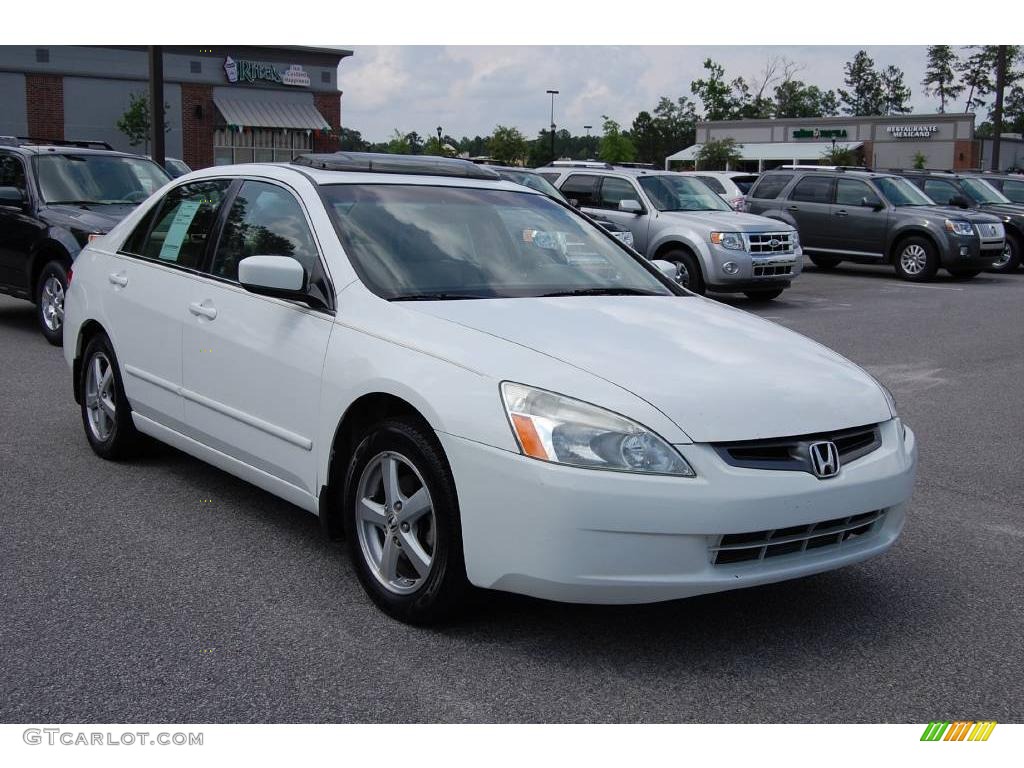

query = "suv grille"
(713, 424), (882, 475)
(753, 263), (793, 277)
(976, 222), (1005, 240)
(711, 510), (886, 566)
(746, 232), (795, 254)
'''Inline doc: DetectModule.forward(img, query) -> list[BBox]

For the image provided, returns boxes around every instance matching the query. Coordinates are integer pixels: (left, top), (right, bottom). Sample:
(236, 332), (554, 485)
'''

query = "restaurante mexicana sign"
(223, 56), (310, 87)
(886, 124), (939, 138)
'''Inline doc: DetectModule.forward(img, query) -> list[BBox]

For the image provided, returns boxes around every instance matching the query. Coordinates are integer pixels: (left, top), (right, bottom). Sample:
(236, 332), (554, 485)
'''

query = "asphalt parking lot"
(1, 263), (1022, 724)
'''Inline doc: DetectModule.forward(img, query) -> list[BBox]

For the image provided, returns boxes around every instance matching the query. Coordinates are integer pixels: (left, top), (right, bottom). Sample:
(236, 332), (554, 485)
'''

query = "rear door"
(106, 178), (232, 430)
(785, 175), (836, 249)
(833, 177), (887, 257)
(180, 178), (334, 499)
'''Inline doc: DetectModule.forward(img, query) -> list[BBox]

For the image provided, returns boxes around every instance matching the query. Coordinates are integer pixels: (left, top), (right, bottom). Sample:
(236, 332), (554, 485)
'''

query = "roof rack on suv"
(0, 136), (114, 150)
(887, 168), (956, 174)
(292, 152), (500, 180)
(545, 160), (614, 169)
(777, 165), (873, 172)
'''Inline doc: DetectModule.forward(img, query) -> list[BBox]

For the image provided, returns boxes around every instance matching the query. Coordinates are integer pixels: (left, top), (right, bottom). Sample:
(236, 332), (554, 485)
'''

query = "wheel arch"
(28, 238), (75, 301)
(71, 319), (109, 404)
(888, 227), (942, 264)
(319, 392), (436, 540)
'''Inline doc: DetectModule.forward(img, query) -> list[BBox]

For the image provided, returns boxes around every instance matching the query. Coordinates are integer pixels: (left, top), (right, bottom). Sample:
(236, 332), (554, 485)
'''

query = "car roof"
(763, 167), (895, 180)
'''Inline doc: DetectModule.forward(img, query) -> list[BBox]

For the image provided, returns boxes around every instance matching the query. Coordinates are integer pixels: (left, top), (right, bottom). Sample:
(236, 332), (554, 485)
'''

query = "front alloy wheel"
(893, 237), (938, 282)
(36, 260), (69, 346)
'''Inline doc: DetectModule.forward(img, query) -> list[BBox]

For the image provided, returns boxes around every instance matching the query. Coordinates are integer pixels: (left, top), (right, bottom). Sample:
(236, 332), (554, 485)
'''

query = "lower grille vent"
(711, 510), (885, 565)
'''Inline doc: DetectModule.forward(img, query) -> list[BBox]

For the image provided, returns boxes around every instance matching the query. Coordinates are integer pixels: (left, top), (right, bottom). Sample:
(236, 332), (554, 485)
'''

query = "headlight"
(791, 230), (800, 248)
(500, 382), (695, 476)
(944, 219), (975, 236)
(614, 230), (634, 248)
(710, 232), (744, 250)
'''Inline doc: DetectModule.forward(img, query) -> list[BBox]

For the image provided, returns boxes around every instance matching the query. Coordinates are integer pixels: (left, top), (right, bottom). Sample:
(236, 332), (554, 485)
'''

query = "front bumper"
(941, 233), (1005, 268)
(439, 419), (916, 604)
(705, 245), (804, 291)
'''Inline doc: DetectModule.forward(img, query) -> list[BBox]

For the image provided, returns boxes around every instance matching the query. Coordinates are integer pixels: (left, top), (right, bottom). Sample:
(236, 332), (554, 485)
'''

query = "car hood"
(40, 204), (137, 233)
(658, 210), (793, 232)
(407, 296), (892, 442)
(977, 202), (1024, 221)
(929, 205), (1003, 223)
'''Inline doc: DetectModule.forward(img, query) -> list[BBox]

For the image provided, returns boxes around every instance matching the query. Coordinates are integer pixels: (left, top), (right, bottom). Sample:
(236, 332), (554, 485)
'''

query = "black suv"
(746, 167), (1005, 281)
(888, 169), (1024, 273)
(0, 137), (171, 344)
(983, 173), (1024, 204)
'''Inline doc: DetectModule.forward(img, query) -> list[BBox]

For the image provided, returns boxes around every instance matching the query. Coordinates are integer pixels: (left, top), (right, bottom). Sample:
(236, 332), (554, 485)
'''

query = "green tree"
(774, 81), (840, 118)
(337, 127), (369, 151)
(881, 65), (912, 114)
(839, 50), (884, 116)
(695, 137), (742, 170)
(691, 59), (736, 120)
(959, 46), (996, 112)
(487, 125), (529, 165)
(116, 92), (169, 153)
(651, 96), (697, 163)
(386, 129), (411, 155)
(598, 116), (636, 164)
(630, 111), (659, 165)
(820, 145), (858, 166)
(922, 45), (964, 113)
(912, 151), (928, 170)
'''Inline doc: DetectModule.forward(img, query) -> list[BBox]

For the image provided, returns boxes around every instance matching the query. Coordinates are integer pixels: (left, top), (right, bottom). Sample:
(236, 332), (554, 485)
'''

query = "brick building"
(0, 45), (352, 170)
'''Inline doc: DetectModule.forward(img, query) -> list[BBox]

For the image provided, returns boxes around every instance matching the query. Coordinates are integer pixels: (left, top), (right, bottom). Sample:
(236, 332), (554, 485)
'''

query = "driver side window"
(0, 154), (27, 193)
(597, 177), (641, 211)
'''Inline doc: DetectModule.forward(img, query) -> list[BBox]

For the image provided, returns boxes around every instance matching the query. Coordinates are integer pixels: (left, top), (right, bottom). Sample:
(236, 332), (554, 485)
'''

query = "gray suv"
(746, 167), (1005, 281)
(547, 165), (802, 301)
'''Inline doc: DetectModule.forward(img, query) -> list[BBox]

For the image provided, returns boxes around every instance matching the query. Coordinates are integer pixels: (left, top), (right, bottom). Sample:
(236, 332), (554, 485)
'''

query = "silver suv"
(547, 165), (802, 301)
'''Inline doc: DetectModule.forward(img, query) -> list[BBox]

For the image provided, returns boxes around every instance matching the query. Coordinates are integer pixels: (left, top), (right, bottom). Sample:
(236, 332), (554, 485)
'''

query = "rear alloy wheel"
(343, 418), (470, 624)
(662, 249), (704, 295)
(988, 234), (1021, 273)
(743, 288), (785, 301)
(79, 333), (141, 459)
(36, 260), (69, 346)
(893, 237), (938, 282)
(809, 255), (842, 270)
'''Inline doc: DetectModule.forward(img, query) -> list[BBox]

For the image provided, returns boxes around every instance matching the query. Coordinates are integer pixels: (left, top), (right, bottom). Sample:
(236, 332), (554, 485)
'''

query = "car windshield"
(961, 177), (1010, 205)
(494, 169), (568, 203)
(36, 154), (170, 205)
(638, 175), (731, 212)
(875, 177), (934, 206)
(322, 184), (675, 300)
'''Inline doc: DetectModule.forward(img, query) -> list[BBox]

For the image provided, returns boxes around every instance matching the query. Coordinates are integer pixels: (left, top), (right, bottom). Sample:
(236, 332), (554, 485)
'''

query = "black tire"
(947, 267), (981, 279)
(988, 233), (1021, 273)
(743, 288), (785, 301)
(809, 255), (841, 270)
(662, 248), (705, 295)
(79, 332), (141, 460)
(892, 236), (939, 282)
(342, 417), (470, 624)
(35, 259), (69, 346)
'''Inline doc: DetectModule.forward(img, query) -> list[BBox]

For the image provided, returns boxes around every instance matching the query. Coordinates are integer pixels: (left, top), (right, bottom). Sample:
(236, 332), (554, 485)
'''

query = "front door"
(594, 176), (651, 252)
(0, 153), (40, 292)
(832, 177), (888, 257)
(181, 179), (333, 497)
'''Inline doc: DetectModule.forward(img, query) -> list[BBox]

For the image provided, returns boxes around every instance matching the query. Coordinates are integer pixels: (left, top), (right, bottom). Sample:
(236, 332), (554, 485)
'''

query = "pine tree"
(881, 65), (912, 114)
(922, 45), (963, 113)
(838, 50), (884, 116)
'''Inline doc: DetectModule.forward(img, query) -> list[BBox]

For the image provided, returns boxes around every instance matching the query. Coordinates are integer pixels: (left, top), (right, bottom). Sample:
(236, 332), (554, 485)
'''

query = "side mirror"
(950, 195), (971, 209)
(238, 255), (306, 298)
(0, 186), (26, 206)
(651, 259), (680, 281)
(619, 199), (643, 214)
(862, 196), (884, 211)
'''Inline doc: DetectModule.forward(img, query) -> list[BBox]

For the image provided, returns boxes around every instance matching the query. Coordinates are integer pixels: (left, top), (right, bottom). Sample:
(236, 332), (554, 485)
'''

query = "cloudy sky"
(337, 46), (943, 142)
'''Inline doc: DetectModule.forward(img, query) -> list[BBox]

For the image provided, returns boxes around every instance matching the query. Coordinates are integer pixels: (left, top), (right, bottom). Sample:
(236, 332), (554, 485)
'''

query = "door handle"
(787, 205), (799, 211)
(835, 209), (849, 216)
(108, 272), (128, 287)
(188, 301), (217, 320)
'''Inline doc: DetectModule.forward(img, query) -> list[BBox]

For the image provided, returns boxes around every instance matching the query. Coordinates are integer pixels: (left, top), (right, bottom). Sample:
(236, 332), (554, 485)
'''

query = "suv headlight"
(791, 230), (800, 248)
(614, 230), (634, 248)
(944, 219), (975, 236)
(710, 232), (744, 250)
(500, 382), (695, 476)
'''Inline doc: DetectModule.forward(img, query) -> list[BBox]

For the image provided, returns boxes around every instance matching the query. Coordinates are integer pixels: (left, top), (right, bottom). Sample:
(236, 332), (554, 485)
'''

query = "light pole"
(436, 125), (443, 156)
(546, 89), (559, 164)
(584, 124), (593, 160)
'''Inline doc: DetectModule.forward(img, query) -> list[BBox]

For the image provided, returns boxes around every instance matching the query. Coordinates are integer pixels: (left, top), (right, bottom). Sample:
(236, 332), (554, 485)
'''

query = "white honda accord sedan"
(63, 153), (917, 623)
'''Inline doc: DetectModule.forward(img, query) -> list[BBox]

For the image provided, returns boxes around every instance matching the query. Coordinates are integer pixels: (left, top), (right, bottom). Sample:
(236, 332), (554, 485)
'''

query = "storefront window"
(214, 127), (313, 165)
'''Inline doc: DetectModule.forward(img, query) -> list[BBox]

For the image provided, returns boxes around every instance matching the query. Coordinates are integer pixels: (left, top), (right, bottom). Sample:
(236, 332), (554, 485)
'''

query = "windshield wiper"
(46, 199), (103, 206)
(389, 292), (489, 301)
(539, 287), (665, 297)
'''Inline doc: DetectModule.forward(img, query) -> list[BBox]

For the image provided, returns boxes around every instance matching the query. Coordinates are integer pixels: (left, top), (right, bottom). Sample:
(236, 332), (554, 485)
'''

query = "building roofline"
(697, 113), (976, 129)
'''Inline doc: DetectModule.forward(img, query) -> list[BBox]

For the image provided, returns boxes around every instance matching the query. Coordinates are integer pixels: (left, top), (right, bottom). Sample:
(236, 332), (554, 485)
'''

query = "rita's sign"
(223, 56), (311, 88)
(792, 128), (848, 139)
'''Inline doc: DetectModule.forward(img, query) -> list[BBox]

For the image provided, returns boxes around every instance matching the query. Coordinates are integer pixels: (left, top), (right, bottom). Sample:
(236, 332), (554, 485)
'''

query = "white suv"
(64, 152), (917, 624)
(676, 171), (760, 211)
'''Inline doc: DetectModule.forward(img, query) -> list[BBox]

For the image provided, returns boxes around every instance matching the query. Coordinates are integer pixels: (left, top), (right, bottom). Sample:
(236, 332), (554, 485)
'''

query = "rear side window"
(1000, 179), (1024, 203)
(125, 179), (231, 268)
(790, 176), (834, 203)
(750, 173), (792, 199)
(211, 180), (319, 281)
(597, 176), (642, 210)
(922, 179), (960, 205)
(696, 175), (726, 193)
(560, 174), (599, 206)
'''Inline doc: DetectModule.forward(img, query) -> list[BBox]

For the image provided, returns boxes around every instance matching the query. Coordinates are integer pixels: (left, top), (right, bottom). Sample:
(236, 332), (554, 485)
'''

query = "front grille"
(976, 222), (1005, 240)
(746, 232), (795, 254)
(713, 423), (882, 475)
(711, 510), (886, 565)
(753, 262), (794, 277)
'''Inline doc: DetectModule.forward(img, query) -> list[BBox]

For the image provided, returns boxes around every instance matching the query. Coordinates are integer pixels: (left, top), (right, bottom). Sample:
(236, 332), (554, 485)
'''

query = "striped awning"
(213, 96), (330, 130)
